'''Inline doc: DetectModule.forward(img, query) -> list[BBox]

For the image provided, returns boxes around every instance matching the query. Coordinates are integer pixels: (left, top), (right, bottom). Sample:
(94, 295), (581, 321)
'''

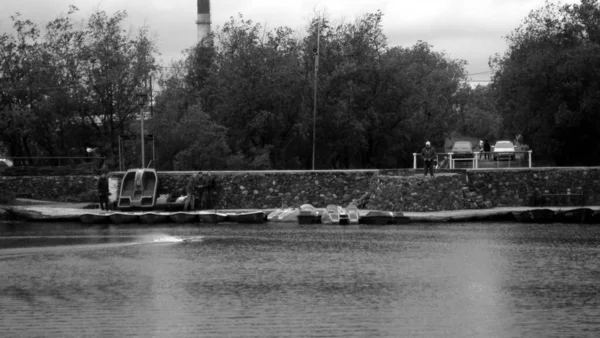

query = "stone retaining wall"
(0, 175), (99, 203)
(1, 168), (598, 211)
(366, 174), (489, 212)
(467, 167), (600, 207)
(157, 171), (376, 209)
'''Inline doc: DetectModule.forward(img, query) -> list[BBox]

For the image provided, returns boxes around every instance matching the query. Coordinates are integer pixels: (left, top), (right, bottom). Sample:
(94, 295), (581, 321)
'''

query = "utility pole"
(135, 92), (147, 169)
(312, 17), (320, 171)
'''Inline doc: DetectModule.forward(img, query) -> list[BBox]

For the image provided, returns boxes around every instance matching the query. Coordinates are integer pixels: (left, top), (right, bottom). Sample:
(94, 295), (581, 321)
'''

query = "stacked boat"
(266, 203), (411, 225)
(512, 208), (599, 223)
(80, 210), (267, 225)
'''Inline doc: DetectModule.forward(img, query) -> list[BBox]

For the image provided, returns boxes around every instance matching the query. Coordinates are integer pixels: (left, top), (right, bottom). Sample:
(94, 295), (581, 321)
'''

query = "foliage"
(1, 8), (473, 170)
(453, 84), (502, 141)
(153, 11), (469, 169)
(0, 6), (157, 168)
(491, 0), (600, 165)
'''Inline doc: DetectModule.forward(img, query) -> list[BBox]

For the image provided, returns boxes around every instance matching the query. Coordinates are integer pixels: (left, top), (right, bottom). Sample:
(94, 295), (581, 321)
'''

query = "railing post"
(449, 153), (453, 169)
(413, 153), (417, 169)
(528, 150), (532, 168)
(474, 152), (479, 169)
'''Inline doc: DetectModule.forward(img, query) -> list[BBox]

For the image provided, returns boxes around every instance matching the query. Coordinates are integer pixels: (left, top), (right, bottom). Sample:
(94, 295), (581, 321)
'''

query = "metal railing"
(6, 156), (106, 167)
(412, 151), (533, 169)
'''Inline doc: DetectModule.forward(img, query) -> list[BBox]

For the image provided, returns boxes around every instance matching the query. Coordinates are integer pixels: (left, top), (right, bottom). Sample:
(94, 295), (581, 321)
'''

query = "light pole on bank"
(136, 91), (148, 169)
(312, 17), (321, 171)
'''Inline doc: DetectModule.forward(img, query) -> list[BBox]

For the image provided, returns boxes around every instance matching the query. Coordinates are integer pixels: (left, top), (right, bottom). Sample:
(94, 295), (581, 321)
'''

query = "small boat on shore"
(296, 204), (321, 224)
(391, 212), (411, 224)
(589, 210), (600, 224)
(80, 213), (110, 224)
(277, 208), (298, 221)
(225, 211), (266, 224)
(267, 208), (285, 221)
(139, 212), (170, 225)
(197, 211), (227, 223)
(169, 212), (198, 224)
(512, 210), (531, 223)
(297, 210), (321, 224)
(338, 206), (350, 225)
(555, 208), (594, 223)
(322, 205), (340, 224)
(346, 204), (360, 224)
(155, 194), (186, 211)
(512, 209), (555, 223)
(117, 168), (158, 210)
(360, 211), (395, 225)
(109, 212), (139, 224)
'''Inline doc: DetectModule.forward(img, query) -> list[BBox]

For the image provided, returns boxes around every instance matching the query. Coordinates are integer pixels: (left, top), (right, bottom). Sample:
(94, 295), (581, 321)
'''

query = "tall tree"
(153, 11), (468, 170)
(491, 0), (600, 165)
(454, 84), (502, 141)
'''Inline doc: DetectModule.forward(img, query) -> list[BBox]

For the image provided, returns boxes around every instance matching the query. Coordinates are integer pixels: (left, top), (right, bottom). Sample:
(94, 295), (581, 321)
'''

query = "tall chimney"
(196, 0), (211, 43)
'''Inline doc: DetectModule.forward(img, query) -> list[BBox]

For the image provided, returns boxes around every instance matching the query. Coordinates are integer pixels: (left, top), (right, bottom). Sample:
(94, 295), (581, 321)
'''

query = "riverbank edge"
(2, 200), (599, 223)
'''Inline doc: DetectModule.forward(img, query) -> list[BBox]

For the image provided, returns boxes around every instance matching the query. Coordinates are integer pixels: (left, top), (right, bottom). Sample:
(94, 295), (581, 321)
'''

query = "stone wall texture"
(467, 167), (600, 207)
(366, 174), (488, 212)
(158, 171), (376, 209)
(1, 168), (599, 211)
(0, 175), (99, 203)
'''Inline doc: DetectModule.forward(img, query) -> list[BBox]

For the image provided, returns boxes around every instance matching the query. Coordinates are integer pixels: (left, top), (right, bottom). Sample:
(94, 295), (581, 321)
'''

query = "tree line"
(0, 6), (156, 167)
(2, 1), (599, 169)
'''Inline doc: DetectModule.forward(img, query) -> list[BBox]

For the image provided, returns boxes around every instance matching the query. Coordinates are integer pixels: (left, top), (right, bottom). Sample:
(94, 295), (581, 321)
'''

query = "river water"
(1, 221), (599, 337)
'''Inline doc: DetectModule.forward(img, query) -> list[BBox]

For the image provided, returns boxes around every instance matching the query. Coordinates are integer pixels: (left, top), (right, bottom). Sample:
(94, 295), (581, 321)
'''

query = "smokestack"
(196, 0), (211, 43)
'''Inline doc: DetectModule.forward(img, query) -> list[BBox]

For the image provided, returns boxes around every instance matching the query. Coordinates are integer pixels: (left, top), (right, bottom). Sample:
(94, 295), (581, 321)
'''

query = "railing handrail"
(7, 156), (106, 159)
(413, 150), (533, 169)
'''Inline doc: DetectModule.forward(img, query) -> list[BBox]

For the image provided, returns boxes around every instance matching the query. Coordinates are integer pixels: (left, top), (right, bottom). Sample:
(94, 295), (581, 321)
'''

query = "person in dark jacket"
(483, 140), (491, 159)
(421, 141), (436, 177)
(478, 140), (485, 159)
(199, 172), (216, 209)
(97, 172), (109, 210)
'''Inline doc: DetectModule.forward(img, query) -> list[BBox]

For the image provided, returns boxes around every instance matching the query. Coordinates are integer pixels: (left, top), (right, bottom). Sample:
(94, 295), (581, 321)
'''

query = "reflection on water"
(1, 222), (600, 337)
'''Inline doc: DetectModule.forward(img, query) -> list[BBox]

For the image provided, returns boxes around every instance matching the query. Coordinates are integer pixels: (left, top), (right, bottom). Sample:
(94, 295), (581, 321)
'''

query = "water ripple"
(1, 222), (600, 337)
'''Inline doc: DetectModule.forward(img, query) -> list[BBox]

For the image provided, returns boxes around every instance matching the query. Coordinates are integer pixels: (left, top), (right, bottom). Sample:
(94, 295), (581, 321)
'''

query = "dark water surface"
(1, 221), (600, 337)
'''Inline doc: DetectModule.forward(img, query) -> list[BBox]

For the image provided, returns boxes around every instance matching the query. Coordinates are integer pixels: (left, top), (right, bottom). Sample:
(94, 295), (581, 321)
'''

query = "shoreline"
(2, 200), (599, 223)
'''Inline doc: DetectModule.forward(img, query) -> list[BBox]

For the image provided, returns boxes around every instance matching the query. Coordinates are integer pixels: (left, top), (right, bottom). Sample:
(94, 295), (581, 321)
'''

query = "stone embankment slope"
(2, 167), (599, 214)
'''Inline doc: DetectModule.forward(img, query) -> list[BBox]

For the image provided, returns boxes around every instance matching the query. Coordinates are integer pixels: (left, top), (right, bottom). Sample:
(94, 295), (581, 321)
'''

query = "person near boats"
(97, 171), (110, 210)
(184, 176), (195, 211)
(199, 172), (216, 209)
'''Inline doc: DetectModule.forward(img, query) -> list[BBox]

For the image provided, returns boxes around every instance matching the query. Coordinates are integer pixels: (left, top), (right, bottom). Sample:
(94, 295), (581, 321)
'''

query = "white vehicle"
(492, 141), (516, 161)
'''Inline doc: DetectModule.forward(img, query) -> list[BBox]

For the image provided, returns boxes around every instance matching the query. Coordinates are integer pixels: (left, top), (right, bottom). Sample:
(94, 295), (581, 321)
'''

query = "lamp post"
(136, 91), (148, 168)
(312, 18), (321, 171)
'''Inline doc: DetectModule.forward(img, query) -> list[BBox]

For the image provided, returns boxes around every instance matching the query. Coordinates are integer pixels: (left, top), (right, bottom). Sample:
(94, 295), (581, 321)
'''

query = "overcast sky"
(1, 0), (580, 84)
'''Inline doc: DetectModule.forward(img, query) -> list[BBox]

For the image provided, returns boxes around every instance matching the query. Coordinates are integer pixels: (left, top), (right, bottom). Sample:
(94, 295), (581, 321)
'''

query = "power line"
(468, 70), (493, 76)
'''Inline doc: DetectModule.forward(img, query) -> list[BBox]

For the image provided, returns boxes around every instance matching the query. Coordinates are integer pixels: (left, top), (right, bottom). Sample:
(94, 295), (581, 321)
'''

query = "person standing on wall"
(97, 171), (110, 210)
(421, 141), (436, 177)
(483, 140), (491, 159)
